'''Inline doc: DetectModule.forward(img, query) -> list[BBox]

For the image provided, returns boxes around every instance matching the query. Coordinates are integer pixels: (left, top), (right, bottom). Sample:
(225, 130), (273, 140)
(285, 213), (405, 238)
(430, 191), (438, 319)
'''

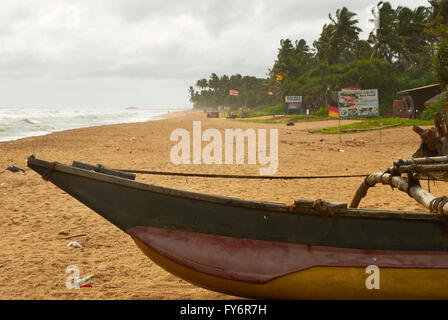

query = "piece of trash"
(338, 149), (345, 152)
(75, 274), (96, 287)
(80, 283), (93, 288)
(6, 166), (25, 173)
(67, 241), (84, 248)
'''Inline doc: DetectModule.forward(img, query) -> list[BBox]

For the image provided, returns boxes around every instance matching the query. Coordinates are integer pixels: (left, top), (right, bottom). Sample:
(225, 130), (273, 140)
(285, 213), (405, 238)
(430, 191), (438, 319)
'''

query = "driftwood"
(413, 112), (448, 157)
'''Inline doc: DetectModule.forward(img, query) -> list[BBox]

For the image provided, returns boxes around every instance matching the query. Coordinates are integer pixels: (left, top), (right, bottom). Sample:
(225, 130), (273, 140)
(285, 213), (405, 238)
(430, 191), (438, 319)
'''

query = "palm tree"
(313, 24), (336, 64)
(368, 2), (399, 63)
(208, 73), (220, 91)
(427, 0), (448, 39)
(328, 7), (362, 63)
(314, 7), (362, 64)
(395, 5), (430, 69)
(196, 79), (208, 91)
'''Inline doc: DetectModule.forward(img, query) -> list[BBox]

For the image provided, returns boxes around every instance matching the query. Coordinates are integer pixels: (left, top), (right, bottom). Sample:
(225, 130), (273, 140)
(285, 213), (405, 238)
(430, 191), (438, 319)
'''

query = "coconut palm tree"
(314, 7), (362, 64)
(313, 24), (336, 64)
(328, 7), (362, 63)
(368, 2), (398, 63)
(427, 0), (448, 39)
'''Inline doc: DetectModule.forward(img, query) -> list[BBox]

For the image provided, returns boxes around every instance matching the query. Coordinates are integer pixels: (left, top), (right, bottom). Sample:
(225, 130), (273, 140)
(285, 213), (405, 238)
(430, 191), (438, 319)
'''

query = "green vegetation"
(434, 40), (448, 87)
(314, 107), (330, 117)
(233, 115), (326, 124)
(189, 1), (448, 118)
(310, 118), (434, 134)
(245, 104), (284, 117)
(420, 92), (448, 119)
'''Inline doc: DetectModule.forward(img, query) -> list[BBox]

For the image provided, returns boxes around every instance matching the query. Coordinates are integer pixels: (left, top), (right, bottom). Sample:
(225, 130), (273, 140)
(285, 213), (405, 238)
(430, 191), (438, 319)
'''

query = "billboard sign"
(338, 89), (379, 118)
(285, 96), (302, 103)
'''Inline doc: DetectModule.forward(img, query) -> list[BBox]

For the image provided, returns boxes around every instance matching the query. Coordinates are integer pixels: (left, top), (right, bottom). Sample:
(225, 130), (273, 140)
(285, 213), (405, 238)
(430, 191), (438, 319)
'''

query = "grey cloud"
(0, 0), (430, 108)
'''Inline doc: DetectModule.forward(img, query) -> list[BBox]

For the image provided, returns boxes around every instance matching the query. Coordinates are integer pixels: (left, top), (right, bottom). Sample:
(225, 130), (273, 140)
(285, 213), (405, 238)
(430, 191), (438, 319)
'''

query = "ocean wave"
(21, 118), (41, 125)
(0, 106), (190, 142)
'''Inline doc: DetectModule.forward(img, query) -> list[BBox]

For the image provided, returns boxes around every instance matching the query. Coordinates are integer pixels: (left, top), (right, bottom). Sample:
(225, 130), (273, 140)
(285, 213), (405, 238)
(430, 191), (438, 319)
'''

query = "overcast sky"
(0, 0), (430, 109)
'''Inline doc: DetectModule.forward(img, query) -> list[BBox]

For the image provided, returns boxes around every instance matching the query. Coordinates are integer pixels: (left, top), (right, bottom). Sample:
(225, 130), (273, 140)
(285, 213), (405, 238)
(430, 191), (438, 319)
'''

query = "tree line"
(189, 1), (448, 116)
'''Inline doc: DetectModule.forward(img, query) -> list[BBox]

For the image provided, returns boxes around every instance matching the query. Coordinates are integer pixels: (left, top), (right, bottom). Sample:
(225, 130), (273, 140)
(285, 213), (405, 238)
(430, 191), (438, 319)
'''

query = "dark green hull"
(27, 157), (448, 252)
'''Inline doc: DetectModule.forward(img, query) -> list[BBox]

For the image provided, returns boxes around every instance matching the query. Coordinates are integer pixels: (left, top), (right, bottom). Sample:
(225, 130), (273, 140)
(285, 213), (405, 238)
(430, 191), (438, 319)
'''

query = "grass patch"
(310, 118), (434, 134)
(231, 114), (327, 124)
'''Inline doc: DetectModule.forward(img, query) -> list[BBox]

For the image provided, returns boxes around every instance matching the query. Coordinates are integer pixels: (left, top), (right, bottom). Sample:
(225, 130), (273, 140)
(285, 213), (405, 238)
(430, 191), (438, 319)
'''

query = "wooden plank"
(72, 161), (136, 180)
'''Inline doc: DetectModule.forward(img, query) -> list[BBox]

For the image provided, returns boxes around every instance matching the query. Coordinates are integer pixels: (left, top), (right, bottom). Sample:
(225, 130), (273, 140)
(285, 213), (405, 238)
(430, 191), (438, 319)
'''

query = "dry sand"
(1, 112), (446, 299)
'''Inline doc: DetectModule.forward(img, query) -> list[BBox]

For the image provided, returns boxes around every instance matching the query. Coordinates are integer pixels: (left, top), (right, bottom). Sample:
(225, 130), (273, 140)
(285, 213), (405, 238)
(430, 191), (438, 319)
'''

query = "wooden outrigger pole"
(350, 155), (448, 215)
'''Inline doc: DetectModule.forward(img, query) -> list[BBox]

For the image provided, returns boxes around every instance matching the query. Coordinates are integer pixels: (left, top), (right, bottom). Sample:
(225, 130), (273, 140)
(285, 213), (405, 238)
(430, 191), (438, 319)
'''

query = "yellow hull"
(132, 236), (448, 299)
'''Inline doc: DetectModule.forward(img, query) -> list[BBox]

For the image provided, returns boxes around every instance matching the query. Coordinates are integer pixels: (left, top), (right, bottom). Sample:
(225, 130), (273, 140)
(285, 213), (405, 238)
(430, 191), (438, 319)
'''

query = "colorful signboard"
(338, 89), (379, 118)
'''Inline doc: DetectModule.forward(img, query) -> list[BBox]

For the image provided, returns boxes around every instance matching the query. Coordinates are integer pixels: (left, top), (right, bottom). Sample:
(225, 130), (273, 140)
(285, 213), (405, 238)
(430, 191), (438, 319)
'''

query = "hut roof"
(397, 83), (441, 95)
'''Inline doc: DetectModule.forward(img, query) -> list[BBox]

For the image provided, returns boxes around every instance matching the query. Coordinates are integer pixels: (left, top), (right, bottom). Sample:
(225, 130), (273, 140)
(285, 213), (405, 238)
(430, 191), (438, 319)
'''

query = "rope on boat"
(112, 169), (370, 180)
(312, 199), (335, 217)
(113, 157), (448, 181)
(430, 196), (448, 232)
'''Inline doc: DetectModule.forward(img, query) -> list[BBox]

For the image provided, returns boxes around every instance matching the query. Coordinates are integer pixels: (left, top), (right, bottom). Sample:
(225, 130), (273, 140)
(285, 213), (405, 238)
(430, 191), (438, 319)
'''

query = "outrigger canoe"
(27, 155), (448, 299)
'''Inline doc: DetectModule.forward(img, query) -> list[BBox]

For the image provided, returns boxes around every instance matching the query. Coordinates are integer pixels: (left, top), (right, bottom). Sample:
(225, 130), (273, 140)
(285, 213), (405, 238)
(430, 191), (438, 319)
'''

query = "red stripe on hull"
(127, 226), (448, 283)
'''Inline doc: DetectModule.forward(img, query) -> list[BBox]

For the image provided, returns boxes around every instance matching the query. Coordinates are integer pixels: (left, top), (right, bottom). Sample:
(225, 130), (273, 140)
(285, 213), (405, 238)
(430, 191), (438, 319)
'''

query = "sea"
(0, 106), (190, 142)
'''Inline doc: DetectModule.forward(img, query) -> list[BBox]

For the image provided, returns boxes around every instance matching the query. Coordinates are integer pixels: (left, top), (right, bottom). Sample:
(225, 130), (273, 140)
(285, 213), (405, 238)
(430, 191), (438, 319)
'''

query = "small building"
(285, 96), (303, 115)
(396, 84), (442, 118)
(393, 100), (407, 118)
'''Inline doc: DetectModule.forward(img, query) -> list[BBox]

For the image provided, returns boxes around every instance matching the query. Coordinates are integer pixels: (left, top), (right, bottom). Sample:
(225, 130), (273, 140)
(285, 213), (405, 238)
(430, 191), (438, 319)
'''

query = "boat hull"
(129, 226), (448, 299)
(26, 157), (448, 299)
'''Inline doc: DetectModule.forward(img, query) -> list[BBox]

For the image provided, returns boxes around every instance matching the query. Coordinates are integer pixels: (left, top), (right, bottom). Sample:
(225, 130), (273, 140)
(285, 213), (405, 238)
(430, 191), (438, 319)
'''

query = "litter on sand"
(6, 166), (25, 173)
(75, 274), (96, 288)
(67, 241), (84, 248)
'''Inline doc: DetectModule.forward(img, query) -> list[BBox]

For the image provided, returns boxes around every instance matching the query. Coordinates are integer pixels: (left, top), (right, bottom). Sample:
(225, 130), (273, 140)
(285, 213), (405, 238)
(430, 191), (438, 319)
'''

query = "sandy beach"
(1, 111), (447, 300)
